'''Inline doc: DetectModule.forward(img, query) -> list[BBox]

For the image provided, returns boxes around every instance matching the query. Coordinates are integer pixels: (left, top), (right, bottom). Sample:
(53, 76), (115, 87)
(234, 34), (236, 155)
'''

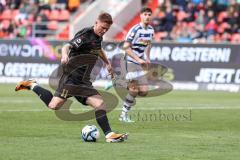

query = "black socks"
(95, 110), (112, 135)
(33, 86), (112, 135)
(32, 85), (53, 106)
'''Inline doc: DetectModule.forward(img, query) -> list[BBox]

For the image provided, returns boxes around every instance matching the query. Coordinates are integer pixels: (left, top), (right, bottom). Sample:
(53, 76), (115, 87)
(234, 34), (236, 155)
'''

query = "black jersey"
(54, 27), (102, 102)
(69, 27), (102, 57)
(64, 27), (102, 84)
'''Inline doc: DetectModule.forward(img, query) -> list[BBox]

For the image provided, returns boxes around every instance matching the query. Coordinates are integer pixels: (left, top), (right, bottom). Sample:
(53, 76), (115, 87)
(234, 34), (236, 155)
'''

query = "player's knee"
(138, 91), (148, 97)
(128, 80), (139, 95)
(93, 99), (106, 110)
(95, 103), (106, 111)
(128, 85), (138, 95)
(48, 97), (65, 110)
(129, 87), (138, 96)
(48, 102), (60, 110)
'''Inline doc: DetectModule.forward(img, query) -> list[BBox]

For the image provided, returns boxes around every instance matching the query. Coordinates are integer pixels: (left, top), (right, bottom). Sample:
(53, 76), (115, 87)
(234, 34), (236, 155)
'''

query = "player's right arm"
(61, 30), (87, 64)
(123, 41), (146, 65)
(61, 43), (72, 64)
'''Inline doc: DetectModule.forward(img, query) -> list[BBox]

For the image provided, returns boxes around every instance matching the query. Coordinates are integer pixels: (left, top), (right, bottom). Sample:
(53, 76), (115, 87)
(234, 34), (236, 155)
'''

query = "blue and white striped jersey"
(125, 23), (154, 63)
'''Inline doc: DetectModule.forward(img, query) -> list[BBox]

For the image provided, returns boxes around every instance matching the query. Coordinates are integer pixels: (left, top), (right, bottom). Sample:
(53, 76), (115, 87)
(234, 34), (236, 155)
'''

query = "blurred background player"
(15, 12), (127, 143)
(119, 7), (154, 122)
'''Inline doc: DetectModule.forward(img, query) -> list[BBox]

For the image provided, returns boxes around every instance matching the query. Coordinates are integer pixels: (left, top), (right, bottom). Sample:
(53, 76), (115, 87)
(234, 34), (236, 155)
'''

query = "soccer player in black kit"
(15, 12), (127, 143)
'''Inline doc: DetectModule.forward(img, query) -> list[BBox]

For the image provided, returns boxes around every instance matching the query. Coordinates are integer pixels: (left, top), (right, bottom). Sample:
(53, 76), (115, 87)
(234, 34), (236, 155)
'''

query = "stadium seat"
(59, 9), (70, 21)
(1, 9), (12, 20)
(217, 11), (228, 22)
(154, 32), (167, 41)
(49, 9), (60, 21)
(231, 33), (240, 43)
(28, 14), (35, 23)
(188, 22), (195, 27)
(47, 20), (58, 30)
(1, 20), (10, 29)
(58, 25), (69, 40)
(13, 9), (19, 19)
(43, 9), (51, 18)
(176, 10), (187, 22)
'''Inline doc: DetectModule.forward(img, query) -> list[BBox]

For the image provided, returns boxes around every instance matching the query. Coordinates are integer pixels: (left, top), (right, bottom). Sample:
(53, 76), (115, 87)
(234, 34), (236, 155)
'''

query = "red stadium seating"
(12, 9), (19, 19)
(47, 20), (58, 30)
(49, 9), (60, 21)
(1, 9), (12, 20)
(114, 0), (158, 40)
(1, 20), (10, 29)
(59, 9), (70, 21)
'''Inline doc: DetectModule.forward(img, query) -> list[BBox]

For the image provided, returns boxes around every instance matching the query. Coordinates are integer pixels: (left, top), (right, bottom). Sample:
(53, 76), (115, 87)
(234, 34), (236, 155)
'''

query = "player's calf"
(119, 92), (136, 123)
(86, 95), (113, 136)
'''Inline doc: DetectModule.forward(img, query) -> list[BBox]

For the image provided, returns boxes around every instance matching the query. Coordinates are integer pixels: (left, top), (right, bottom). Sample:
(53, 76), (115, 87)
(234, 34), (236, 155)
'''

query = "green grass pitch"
(0, 84), (240, 160)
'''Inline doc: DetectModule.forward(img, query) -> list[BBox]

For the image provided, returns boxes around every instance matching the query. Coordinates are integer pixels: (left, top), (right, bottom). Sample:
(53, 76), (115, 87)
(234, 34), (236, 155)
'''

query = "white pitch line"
(0, 109), (50, 112)
(133, 106), (240, 110)
(0, 99), (240, 111)
(0, 99), (35, 103)
(0, 106), (240, 113)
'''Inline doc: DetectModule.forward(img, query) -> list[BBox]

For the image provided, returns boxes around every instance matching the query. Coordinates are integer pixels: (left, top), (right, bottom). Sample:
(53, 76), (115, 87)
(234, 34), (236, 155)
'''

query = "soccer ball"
(81, 125), (100, 142)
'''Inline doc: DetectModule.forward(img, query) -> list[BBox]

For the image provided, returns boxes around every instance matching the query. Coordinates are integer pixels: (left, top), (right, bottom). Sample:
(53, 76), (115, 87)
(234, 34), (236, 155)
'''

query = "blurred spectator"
(57, 0), (67, 9)
(195, 9), (205, 26)
(185, 2), (197, 22)
(0, 0), (88, 39)
(173, 0), (188, 11)
(12, 0), (21, 9)
(176, 7), (188, 21)
(205, 18), (217, 36)
(188, 22), (204, 40)
(215, 0), (230, 13)
(206, 0), (214, 12)
(231, 33), (240, 43)
(0, 0), (5, 13)
(35, 15), (48, 37)
(39, 0), (51, 11)
(15, 19), (31, 38)
(228, 10), (240, 33)
(152, 0), (240, 43)
(16, 1), (38, 21)
(205, 10), (215, 24)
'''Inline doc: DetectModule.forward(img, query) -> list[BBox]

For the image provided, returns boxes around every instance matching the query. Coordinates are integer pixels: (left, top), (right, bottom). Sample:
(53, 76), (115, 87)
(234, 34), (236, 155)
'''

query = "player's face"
(140, 11), (152, 25)
(94, 20), (111, 37)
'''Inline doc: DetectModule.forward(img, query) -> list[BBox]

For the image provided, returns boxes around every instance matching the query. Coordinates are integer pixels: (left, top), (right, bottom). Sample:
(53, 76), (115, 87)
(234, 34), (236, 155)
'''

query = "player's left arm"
(99, 49), (114, 78)
(61, 43), (72, 64)
(146, 30), (154, 64)
(145, 43), (152, 64)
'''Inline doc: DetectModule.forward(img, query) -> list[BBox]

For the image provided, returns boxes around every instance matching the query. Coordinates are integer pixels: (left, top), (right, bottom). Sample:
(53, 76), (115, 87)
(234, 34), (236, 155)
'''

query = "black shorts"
(54, 75), (99, 105)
